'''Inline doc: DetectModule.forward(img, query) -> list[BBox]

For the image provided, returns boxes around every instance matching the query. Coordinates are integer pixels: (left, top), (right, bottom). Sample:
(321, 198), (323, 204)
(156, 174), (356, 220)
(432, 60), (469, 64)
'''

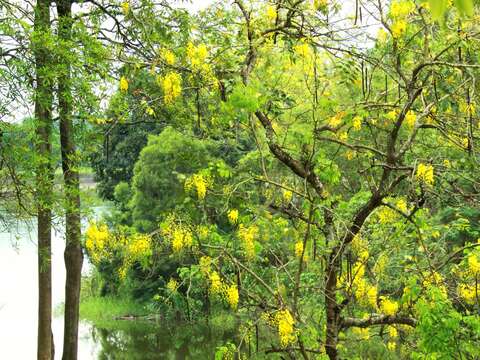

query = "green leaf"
(429, 0), (448, 21)
(454, 0), (474, 16)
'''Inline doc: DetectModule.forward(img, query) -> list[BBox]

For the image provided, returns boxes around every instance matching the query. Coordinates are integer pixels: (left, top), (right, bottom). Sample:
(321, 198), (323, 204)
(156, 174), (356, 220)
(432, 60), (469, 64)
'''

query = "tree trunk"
(34, 1), (54, 359)
(324, 254), (340, 360)
(324, 209), (339, 360)
(57, 1), (84, 359)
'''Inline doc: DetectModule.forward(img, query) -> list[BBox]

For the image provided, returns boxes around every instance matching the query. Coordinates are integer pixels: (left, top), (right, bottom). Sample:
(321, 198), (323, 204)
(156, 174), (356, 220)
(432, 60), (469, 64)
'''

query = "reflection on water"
(84, 319), (237, 360)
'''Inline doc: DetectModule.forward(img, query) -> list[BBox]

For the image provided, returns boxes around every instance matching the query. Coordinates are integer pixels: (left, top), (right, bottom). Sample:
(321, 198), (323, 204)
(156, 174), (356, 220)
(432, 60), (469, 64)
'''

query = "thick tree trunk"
(57, 1), (84, 359)
(34, 1), (54, 359)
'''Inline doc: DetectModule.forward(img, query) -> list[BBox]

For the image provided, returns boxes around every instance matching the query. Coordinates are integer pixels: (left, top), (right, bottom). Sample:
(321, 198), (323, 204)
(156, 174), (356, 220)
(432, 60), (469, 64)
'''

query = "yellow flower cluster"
(161, 49), (175, 65)
(209, 271), (223, 294)
(185, 173), (210, 200)
(328, 111), (345, 127)
(458, 283), (476, 304)
(282, 189), (293, 202)
(379, 296), (399, 315)
(389, 0), (414, 38)
(377, 206), (396, 224)
(391, 21), (407, 38)
(161, 216), (194, 253)
(276, 309), (295, 347)
(355, 278), (378, 309)
(390, 0), (414, 18)
(158, 71), (182, 104)
(187, 42), (208, 68)
(294, 41), (311, 58)
(127, 233), (152, 260)
(166, 278), (178, 292)
(352, 327), (370, 340)
(159, 72), (182, 104)
(416, 163), (434, 186)
(121, 1), (129, 15)
(227, 209), (239, 224)
(352, 116), (362, 131)
(120, 76), (129, 92)
(405, 110), (416, 128)
(238, 224), (258, 259)
(225, 284), (239, 310)
(85, 221), (110, 263)
(467, 253), (480, 274)
(207, 270), (240, 310)
(294, 241), (304, 258)
(266, 5), (276, 22)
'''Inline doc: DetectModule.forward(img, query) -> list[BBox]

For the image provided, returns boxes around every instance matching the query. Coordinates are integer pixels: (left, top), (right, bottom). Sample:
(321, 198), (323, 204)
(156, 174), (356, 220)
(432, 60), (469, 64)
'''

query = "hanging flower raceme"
(185, 173), (211, 200)
(160, 215), (194, 253)
(85, 221), (111, 263)
(416, 163), (434, 186)
(119, 76), (129, 92)
(276, 309), (295, 347)
(227, 209), (239, 224)
(225, 284), (239, 310)
(159, 72), (182, 104)
(238, 224), (258, 259)
(379, 296), (399, 315)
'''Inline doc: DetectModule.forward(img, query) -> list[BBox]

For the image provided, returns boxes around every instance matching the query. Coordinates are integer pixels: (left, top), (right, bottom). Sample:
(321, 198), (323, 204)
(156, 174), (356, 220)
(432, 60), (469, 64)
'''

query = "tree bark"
(34, 1), (54, 359)
(57, 1), (84, 359)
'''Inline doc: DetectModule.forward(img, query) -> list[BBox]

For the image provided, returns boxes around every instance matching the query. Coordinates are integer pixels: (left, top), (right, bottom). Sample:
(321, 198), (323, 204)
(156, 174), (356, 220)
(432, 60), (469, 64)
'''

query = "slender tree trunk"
(34, 1), (54, 359)
(325, 255), (339, 360)
(324, 211), (339, 360)
(57, 1), (84, 359)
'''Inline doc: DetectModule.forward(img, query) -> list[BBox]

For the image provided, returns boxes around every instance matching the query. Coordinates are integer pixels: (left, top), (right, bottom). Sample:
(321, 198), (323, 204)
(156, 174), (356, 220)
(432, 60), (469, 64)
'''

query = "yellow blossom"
(339, 132), (348, 141)
(390, 0), (414, 18)
(328, 111), (345, 127)
(294, 241), (304, 258)
(416, 163), (434, 185)
(467, 253), (480, 274)
(266, 5), (276, 22)
(187, 42), (208, 67)
(120, 76), (129, 92)
(380, 296), (399, 315)
(352, 116), (362, 131)
(238, 224), (258, 259)
(209, 271), (222, 294)
(391, 20), (407, 38)
(352, 327), (370, 340)
(458, 283), (476, 304)
(199, 256), (212, 274)
(276, 309), (295, 347)
(166, 278), (178, 292)
(282, 189), (293, 202)
(387, 341), (396, 351)
(160, 72), (182, 104)
(185, 173), (209, 200)
(294, 41), (311, 58)
(405, 110), (416, 128)
(225, 284), (239, 310)
(121, 1), (129, 15)
(162, 49), (175, 65)
(228, 209), (239, 224)
(385, 109), (398, 121)
(388, 326), (398, 338)
(396, 198), (408, 213)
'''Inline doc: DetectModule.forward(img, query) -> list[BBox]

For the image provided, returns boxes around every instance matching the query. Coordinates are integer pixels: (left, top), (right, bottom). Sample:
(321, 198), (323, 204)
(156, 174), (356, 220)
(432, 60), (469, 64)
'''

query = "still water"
(0, 220), (235, 359)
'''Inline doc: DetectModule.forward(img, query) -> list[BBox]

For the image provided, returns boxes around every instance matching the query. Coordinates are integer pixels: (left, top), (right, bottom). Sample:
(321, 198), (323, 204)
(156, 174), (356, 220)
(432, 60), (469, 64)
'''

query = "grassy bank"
(80, 296), (148, 323)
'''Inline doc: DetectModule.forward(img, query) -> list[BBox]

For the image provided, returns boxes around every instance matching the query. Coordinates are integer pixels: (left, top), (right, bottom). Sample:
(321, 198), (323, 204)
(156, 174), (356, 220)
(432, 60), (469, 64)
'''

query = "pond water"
(0, 220), (236, 359)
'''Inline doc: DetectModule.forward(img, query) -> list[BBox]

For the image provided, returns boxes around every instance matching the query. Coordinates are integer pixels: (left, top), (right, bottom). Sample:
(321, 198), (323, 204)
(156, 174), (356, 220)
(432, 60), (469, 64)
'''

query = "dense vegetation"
(2, 0), (480, 359)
